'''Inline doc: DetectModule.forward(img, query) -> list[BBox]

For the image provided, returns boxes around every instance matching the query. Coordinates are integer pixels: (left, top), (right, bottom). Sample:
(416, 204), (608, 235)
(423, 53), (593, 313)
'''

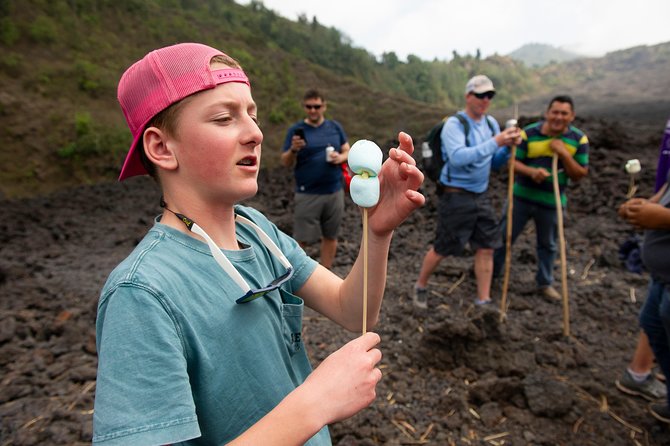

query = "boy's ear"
(143, 127), (178, 172)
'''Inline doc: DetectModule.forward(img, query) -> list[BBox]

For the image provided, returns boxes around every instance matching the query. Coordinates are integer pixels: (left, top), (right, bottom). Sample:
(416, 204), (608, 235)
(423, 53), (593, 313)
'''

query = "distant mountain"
(508, 43), (584, 67)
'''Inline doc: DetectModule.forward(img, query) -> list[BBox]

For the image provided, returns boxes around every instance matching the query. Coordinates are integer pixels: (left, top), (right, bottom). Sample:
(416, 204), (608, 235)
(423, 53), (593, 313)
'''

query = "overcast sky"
(242, 0), (670, 61)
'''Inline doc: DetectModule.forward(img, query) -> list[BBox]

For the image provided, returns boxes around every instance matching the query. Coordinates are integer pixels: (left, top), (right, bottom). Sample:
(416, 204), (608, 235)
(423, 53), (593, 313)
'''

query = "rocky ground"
(1, 113), (669, 445)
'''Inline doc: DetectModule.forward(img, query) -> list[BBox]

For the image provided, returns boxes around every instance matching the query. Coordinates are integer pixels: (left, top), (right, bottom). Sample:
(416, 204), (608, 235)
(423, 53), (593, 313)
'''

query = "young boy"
(93, 43), (424, 445)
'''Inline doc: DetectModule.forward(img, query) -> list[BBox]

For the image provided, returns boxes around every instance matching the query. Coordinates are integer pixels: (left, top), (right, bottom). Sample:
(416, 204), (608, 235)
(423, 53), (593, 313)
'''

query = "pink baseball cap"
(117, 43), (250, 181)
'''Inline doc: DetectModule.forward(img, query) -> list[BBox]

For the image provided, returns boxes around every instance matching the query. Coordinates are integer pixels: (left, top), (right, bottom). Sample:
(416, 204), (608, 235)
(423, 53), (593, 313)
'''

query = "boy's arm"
(227, 332), (382, 445)
(299, 132), (424, 332)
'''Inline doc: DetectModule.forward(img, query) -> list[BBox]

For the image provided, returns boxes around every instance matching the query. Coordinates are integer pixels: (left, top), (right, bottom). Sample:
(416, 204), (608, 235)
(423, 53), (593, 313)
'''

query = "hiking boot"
(649, 402), (670, 424)
(540, 285), (561, 301)
(412, 286), (428, 309)
(615, 369), (666, 401)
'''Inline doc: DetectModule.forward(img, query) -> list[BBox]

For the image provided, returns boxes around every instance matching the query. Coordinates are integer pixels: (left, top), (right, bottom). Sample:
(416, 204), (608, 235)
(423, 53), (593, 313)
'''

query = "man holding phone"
(281, 89), (350, 269)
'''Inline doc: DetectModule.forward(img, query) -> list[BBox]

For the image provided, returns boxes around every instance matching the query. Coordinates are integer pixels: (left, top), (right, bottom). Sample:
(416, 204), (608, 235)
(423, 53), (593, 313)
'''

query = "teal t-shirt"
(93, 205), (329, 445)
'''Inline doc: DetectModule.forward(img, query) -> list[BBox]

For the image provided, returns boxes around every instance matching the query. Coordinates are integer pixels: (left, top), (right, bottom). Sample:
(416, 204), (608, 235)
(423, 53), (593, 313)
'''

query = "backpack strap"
(455, 113), (496, 147)
(454, 113), (472, 147)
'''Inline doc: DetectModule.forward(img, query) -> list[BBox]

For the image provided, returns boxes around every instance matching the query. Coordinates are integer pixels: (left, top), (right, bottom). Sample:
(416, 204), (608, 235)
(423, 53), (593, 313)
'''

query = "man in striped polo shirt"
(493, 95), (589, 300)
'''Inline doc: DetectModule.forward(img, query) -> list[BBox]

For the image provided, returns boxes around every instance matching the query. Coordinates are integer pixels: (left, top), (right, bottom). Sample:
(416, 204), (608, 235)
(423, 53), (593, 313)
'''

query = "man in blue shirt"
(413, 75), (520, 308)
(281, 89), (350, 269)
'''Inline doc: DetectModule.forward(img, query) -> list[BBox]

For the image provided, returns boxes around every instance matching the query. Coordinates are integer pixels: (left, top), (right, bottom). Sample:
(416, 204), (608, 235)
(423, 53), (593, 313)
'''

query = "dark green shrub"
(0, 52), (23, 76)
(0, 17), (19, 45)
(28, 15), (58, 43)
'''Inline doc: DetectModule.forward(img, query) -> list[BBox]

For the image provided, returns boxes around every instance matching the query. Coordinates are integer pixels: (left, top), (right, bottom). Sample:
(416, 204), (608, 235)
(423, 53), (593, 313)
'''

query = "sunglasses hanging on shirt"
(161, 199), (294, 304)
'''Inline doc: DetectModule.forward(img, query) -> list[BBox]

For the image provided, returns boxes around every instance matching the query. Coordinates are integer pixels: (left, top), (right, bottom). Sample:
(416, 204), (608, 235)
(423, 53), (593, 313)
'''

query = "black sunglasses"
(304, 104), (322, 110)
(473, 91), (495, 100)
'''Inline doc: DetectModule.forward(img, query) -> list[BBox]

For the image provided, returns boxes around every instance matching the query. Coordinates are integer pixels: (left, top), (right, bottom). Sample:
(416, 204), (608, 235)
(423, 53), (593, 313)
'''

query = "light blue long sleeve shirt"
(439, 111), (509, 193)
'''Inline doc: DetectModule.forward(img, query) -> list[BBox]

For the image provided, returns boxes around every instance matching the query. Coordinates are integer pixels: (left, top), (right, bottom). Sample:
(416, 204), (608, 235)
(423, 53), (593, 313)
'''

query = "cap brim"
(118, 128), (147, 181)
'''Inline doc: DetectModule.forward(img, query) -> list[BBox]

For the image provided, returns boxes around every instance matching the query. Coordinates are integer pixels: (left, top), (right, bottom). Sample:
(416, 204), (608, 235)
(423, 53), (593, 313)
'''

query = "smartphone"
(294, 128), (306, 143)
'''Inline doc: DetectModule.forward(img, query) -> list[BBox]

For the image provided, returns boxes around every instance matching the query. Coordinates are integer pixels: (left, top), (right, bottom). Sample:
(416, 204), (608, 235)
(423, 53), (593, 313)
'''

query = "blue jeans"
(639, 278), (670, 403)
(493, 197), (558, 287)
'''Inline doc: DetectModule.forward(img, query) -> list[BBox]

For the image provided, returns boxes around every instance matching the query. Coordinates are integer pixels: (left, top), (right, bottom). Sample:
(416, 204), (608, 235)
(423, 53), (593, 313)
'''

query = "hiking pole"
(552, 153), (570, 337)
(499, 115), (519, 322)
(625, 159), (641, 198)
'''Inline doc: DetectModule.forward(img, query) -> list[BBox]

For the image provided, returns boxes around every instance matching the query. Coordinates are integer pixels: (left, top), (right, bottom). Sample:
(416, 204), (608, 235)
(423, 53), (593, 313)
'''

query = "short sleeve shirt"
(282, 120), (347, 194)
(514, 121), (589, 208)
(93, 206), (330, 445)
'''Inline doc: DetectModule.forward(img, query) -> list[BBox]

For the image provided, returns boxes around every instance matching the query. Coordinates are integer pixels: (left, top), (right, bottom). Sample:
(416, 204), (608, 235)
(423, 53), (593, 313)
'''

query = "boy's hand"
(301, 332), (382, 425)
(368, 132), (425, 236)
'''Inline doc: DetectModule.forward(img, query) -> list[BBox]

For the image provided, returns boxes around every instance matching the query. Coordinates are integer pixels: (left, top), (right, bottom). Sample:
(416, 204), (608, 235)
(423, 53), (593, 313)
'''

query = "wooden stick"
(626, 175), (638, 198)
(552, 153), (570, 336)
(500, 105), (518, 322)
(499, 145), (516, 321)
(362, 207), (368, 335)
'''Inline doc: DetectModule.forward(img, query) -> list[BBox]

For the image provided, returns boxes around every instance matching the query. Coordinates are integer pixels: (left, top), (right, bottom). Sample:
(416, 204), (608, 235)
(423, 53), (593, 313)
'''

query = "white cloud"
(244, 0), (670, 60)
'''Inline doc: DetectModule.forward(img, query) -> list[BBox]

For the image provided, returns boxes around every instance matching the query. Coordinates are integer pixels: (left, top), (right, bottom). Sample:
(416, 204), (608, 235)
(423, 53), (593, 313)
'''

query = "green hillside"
(0, 0), (668, 198)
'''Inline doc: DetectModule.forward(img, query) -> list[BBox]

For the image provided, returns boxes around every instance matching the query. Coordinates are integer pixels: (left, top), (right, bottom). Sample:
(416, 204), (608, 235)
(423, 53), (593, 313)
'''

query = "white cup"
(325, 146), (336, 163)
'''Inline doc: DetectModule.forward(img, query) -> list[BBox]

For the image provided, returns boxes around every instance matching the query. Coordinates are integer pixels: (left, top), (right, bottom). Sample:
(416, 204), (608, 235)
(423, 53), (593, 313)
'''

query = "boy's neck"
(161, 201), (240, 250)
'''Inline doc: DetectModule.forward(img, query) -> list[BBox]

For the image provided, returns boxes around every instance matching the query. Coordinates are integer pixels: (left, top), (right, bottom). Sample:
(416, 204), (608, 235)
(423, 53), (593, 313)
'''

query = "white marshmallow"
(625, 159), (641, 174)
(348, 140), (382, 176)
(348, 140), (383, 208)
(505, 119), (518, 129)
(350, 175), (380, 208)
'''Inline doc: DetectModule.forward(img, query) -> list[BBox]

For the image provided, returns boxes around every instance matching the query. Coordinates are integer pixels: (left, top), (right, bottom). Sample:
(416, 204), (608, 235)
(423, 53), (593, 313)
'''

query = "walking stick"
(552, 153), (570, 336)
(499, 116), (518, 322)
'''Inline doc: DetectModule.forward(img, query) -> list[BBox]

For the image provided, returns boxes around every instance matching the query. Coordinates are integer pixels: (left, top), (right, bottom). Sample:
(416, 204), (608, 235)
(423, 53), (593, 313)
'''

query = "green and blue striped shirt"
(514, 121), (589, 208)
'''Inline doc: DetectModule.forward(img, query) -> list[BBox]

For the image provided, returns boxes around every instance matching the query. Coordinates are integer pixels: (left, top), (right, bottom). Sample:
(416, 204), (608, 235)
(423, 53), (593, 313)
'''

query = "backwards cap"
(117, 42), (250, 181)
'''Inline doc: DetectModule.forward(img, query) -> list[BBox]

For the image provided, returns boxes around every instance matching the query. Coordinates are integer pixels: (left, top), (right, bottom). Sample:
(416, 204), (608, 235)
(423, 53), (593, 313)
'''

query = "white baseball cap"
(465, 75), (495, 94)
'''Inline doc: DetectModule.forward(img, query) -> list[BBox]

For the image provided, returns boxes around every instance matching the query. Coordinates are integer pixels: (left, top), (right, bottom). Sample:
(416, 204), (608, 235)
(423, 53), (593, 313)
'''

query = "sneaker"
(474, 298), (492, 306)
(649, 402), (670, 423)
(412, 287), (428, 309)
(540, 285), (561, 301)
(615, 369), (666, 401)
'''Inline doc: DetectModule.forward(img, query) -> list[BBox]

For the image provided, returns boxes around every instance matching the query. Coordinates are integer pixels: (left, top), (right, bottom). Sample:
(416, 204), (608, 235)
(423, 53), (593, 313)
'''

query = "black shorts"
(433, 189), (502, 256)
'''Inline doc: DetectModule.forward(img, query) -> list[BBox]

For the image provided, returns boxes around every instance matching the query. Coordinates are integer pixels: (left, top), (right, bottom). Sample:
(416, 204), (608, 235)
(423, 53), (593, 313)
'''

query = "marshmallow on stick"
(625, 159), (641, 174)
(348, 139), (383, 335)
(625, 159), (641, 198)
(349, 140), (383, 207)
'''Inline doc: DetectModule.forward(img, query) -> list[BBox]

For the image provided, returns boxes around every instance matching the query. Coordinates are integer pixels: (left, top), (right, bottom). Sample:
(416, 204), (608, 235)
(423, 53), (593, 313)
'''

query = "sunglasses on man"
(472, 91), (496, 100)
(304, 104), (322, 110)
